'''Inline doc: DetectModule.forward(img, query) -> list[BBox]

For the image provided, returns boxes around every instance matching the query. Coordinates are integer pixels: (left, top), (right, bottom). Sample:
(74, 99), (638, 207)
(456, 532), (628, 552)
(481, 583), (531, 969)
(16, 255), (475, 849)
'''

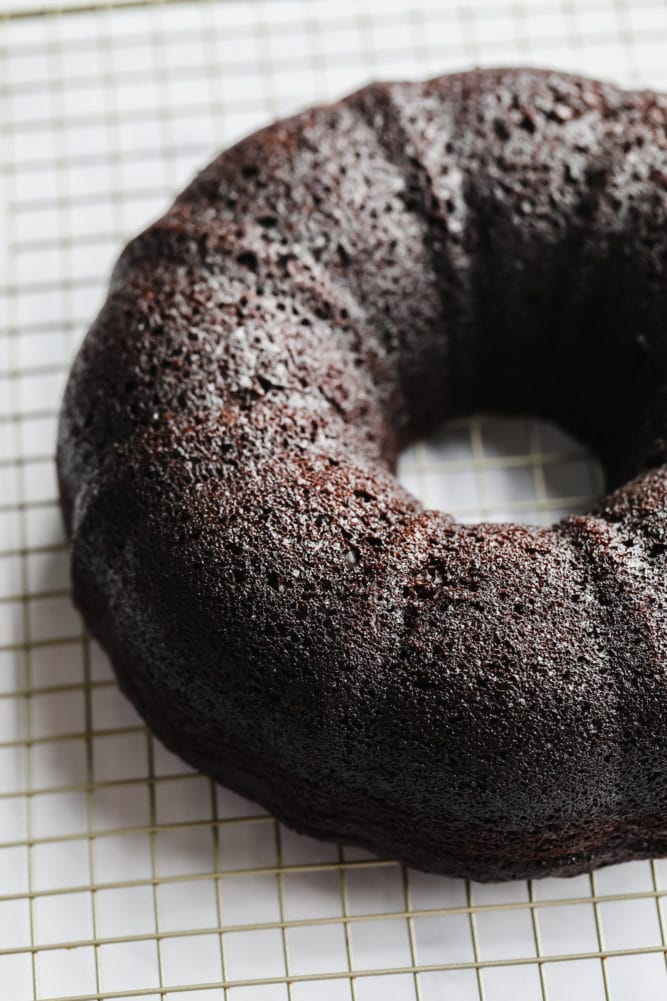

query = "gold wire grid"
(1, 1), (667, 1000)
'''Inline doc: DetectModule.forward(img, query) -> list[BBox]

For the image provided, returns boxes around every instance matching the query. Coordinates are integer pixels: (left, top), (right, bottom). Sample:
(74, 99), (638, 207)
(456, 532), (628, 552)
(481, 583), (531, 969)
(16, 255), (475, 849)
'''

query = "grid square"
(346, 864), (405, 916)
(65, 160), (114, 199)
(372, 15), (425, 51)
(33, 837), (91, 892)
(474, 904), (537, 961)
(31, 736), (87, 788)
(0, 954), (34, 1001)
(30, 688), (85, 739)
(545, 958), (607, 1001)
(219, 820), (277, 873)
(70, 199), (115, 240)
(16, 287), (66, 331)
(0, 600), (23, 648)
(118, 152), (168, 193)
(161, 36), (207, 73)
(0, 648), (24, 696)
(93, 730), (148, 782)
(225, 927), (286, 981)
(0, 556), (22, 600)
(0, 794), (28, 843)
(99, 938), (160, 994)
(598, 897), (662, 950)
(1, 464), (20, 509)
(8, 46), (51, 86)
(0, 372), (11, 419)
(0, 897), (31, 949)
(413, 913), (474, 966)
(223, 873), (281, 926)
(30, 644), (82, 692)
(116, 81), (163, 123)
(0, 511), (22, 552)
(59, 42), (103, 82)
(537, 902), (600, 956)
(288, 922), (349, 975)
(155, 775), (213, 825)
(95, 832), (153, 884)
(28, 593), (80, 643)
(156, 825), (216, 878)
(71, 280), (109, 325)
(61, 79), (115, 120)
(0, 744), (28, 794)
(481, 963), (544, 999)
(482, 464), (536, 507)
(7, 86), (55, 131)
(14, 200), (60, 243)
(32, 788), (88, 837)
(159, 877), (219, 933)
(161, 932), (223, 988)
(473, 9), (524, 47)
(91, 682), (144, 730)
(21, 420), (62, 466)
(543, 458), (598, 501)
(17, 329), (70, 372)
(97, 883), (157, 939)
(117, 116), (162, 155)
(70, 238), (119, 283)
(351, 917), (412, 971)
(26, 546), (69, 593)
(34, 890), (94, 947)
(283, 870), (342, 922)
(0, 694), (27, 741)
(17, 370), (63, 413)
(213, 30), (263, 69)
(0, 844), (29, 896)
(606, 952), (667, 1001)
(94, 782), (151, 832)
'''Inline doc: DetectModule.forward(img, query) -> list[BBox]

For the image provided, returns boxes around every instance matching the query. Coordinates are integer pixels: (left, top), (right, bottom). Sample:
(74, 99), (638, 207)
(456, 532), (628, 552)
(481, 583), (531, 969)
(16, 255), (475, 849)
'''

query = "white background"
(1, 1), (667, 999)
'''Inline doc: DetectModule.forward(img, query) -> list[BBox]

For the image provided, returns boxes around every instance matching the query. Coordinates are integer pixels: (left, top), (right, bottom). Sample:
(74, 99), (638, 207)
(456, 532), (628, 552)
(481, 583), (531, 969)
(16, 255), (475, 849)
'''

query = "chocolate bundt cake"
(58, 68), (667, 881)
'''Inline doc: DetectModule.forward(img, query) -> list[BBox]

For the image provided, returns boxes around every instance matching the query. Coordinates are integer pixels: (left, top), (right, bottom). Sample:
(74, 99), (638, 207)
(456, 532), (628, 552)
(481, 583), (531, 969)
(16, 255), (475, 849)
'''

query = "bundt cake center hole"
(396, 415), (604, 527)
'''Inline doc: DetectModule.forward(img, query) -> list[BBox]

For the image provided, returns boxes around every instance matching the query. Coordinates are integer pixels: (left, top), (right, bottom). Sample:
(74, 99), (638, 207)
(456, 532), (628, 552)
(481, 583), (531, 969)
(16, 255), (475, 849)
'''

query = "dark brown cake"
(58, 68), (667, 881)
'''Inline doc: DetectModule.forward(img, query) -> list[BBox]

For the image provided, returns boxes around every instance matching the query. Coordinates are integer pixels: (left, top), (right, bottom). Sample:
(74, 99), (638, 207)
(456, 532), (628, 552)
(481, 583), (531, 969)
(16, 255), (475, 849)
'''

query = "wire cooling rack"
(1, 1), (667, 999)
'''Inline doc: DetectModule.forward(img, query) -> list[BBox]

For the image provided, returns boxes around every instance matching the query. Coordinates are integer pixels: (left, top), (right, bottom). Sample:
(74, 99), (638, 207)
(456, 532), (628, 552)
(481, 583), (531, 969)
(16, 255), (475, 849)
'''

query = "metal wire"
(1, 1), (667, 1000)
